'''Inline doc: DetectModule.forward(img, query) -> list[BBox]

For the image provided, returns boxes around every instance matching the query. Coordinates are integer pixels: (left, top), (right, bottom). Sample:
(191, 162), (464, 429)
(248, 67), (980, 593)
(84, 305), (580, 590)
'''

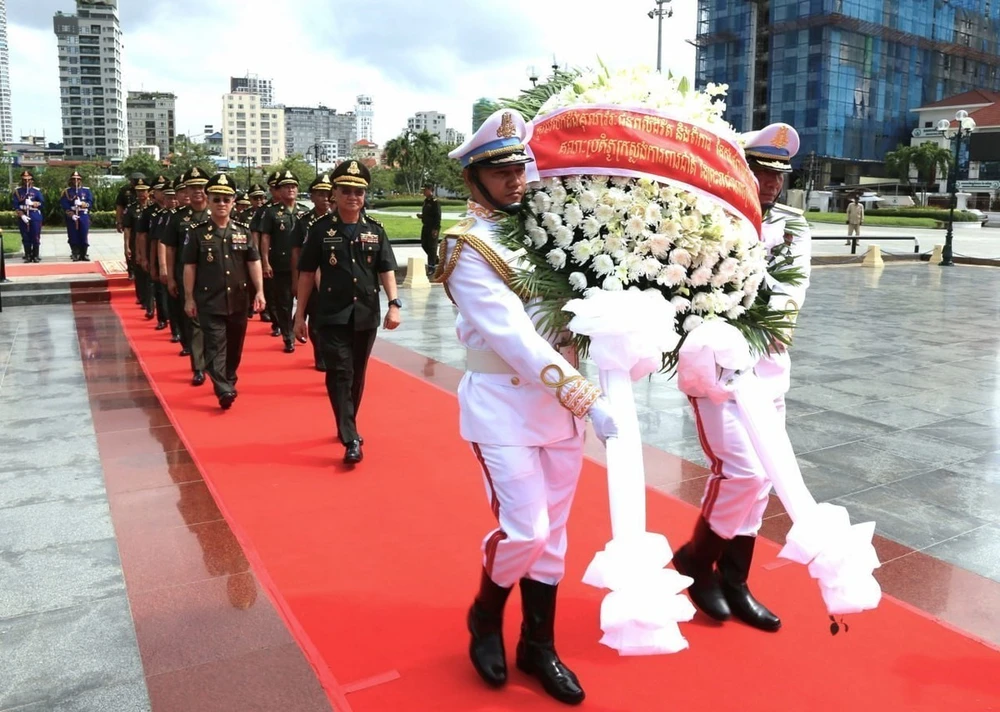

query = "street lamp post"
(647, 0), (674, 72)
(936, 110), (977, 267)
(526, 65), (539, 88)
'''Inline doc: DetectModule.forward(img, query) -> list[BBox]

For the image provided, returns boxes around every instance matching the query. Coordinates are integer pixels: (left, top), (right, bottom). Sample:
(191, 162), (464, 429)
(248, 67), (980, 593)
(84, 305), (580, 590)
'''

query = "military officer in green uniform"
(158, 177), (186, 343)
(182, 173), (265, 410)
(294, 160), (402, 465)
(163, 166), (211, 385)
(251, 171), (281, 327)
(417, 182), (442, 274)
(123, 177), (152, 305)
(291, 172), (333, 370)
(260, 170), (309, 353)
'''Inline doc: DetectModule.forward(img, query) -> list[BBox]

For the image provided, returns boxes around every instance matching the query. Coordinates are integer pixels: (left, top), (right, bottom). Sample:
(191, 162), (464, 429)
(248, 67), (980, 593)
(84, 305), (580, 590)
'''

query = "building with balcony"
(221, 92), (285, 168)
(0, 0), (13, 143)
(283, 105), (356, 163)
(52, 0), (126, 159)
(126, 91), (175, 159)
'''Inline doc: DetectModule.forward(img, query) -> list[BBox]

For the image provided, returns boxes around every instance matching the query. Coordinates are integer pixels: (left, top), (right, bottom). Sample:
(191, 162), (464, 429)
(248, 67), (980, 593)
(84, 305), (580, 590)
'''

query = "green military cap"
(182, 166), (209, 187)
(163, 178), (177, 196)
(235, 190), (251, 206)
(309, 173), (333, 192)
(133, 177), (151, 191)
(266, 170), (280, 187)
(247, 183), (267, 197)
(331, 159), (369, 188)
(276, 169), (298, 187)
(152, 174), (169, 190)
(205, 172), (236, 196)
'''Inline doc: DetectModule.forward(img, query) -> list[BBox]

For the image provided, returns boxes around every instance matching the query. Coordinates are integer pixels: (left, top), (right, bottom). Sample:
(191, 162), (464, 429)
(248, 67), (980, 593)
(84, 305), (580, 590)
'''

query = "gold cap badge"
(773, 126), (789, 149)
(347, 161), (360, 175)
(497, 112), (516, 139)
(219, 174), (229, 185)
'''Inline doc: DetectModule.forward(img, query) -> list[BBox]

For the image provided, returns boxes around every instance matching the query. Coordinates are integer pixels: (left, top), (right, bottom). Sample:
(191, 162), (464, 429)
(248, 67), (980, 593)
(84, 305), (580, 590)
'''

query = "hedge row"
(372, 198), (467, 208)
(0, 210), (118, 229)
(866, 208), (980, 222)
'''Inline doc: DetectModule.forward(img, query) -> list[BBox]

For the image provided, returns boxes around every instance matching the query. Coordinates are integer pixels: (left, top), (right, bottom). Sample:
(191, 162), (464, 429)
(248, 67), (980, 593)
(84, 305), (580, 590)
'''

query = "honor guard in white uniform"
(434, 109), (618, 705)
(674, 123), (811, 632)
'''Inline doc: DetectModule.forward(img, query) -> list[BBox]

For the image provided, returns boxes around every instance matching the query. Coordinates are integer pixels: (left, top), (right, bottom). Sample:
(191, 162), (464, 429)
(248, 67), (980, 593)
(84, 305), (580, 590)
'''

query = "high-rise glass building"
(53, 0), (126, 159)
(695, 0), (1000, 184)
(355, 95), (373, 143)
(0, 0), (13, 143)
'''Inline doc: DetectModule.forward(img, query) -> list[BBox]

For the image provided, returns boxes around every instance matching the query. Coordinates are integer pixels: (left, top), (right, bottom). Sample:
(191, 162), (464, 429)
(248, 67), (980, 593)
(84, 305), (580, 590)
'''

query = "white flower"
(595, 204), (616, 225)
(663, 221), (681, 239)
(695, 197), (715, 215)
(541, 212), (562, 231)
(625, 215), (646, 237)
(726, 306), (746, 320)
(605, 235), (625, 256)
(571, 240), (594, 264)
(683, 314), (704, 332)
(689, 266), (712, 287)
(671, 295), (691, 314)
(569, 271), (588, 291)
(565, 176), (585, 193)
(657, 263), (687, 287)
(593, 254), (615, 276)
(641, 257), (663, 279)
(578, 190), (599, 213)
(648, 233), (673, 259)
(527, 226), (548, 248)
(530, 192), (552, 215)
(563, 204), (584, 228)
(681, 214), (700, 232)
(644, 202), (663, 227)
(546, 248), (567, 270)
(669, 248), (692, 266)
(602, 275), (624, 291)
(550, 184), (568, 206)
(581, 216), (602, 238)
(553, 225), (574, 248)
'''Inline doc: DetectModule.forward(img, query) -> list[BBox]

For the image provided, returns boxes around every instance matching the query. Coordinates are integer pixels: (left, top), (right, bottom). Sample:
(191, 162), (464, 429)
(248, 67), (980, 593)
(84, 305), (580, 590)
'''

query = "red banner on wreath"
(528, 106), (762, 237)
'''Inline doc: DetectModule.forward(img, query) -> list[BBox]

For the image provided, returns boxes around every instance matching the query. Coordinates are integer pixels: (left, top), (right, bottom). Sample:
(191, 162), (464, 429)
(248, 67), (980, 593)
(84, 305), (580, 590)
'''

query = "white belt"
(465, 349), (516, 375)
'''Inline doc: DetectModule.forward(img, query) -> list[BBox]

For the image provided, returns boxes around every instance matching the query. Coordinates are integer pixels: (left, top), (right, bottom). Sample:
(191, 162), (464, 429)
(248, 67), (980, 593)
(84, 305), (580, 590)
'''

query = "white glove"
(587, 397), (619, 444)
(72, 214), (79, 222)
(20, 214), (29, 224)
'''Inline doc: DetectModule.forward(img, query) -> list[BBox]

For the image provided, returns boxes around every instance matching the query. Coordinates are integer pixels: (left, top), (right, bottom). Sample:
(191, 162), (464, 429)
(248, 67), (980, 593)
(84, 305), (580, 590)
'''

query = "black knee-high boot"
(672, 516), (731, 621)
(515, 578), (584, 705)
(718, 535), (781, 631)
(468, 568), (512, 687)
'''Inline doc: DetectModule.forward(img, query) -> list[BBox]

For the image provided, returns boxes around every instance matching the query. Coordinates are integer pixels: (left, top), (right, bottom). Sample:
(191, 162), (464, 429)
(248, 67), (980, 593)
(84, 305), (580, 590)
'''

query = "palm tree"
(411, 130), (439, 185)
(912, 142), (953, 189)
(885, 144), (915, 186)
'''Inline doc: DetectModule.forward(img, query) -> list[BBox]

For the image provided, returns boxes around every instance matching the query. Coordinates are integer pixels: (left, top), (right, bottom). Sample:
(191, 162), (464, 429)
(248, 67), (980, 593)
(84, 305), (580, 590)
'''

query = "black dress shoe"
(192, 370), (206, 386)
(179, 348), (191, 357)
(144, 310), (155, 320)
(718, 536), (781, 632)
(170, 333), (182, 343)
(283, 342), (295, 353)
(219, 391), (237, 410)
(155, 321), (169, 331)
(270, 327), (282, 337)
(344, 440), (363, 464)
(260, 313), (272, 323)
(80, 253), (90, 261)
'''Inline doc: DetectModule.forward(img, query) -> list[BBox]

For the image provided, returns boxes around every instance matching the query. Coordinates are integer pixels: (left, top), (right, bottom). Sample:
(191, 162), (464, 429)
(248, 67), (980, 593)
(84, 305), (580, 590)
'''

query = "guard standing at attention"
(292, 172), (333, 370)
(251, 171), (280, 328)
(417, 182), (442, 274)
(182, 173), (265, 410)
(12, 171), (44, 262)
(294, 160), (401, 465)
(60, 171), (94, 261)
(259, 169), (308, 353)
(123, 178), (152, 305)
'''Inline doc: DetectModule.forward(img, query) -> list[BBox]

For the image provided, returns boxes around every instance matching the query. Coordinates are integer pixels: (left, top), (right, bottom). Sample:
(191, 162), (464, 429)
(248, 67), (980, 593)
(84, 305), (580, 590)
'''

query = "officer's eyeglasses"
(339, 188), (366, 197)
(210, 196), (233, 204)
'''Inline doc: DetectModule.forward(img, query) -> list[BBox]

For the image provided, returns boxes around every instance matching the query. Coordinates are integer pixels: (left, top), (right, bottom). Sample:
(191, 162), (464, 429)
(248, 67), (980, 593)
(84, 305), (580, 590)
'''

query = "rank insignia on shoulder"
(445, 217), (475, 235)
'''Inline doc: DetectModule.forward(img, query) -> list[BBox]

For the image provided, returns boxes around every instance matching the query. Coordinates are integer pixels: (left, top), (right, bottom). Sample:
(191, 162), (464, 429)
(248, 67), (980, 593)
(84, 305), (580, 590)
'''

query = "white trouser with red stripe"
(688, 350), (791, 539)
(472, 434), (585, 589)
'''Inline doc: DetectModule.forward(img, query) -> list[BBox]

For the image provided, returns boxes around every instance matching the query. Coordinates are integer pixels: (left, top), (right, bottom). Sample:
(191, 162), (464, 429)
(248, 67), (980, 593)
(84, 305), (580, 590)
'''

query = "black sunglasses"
(210, 195), (233, 204)
(339, 187), (366, 196)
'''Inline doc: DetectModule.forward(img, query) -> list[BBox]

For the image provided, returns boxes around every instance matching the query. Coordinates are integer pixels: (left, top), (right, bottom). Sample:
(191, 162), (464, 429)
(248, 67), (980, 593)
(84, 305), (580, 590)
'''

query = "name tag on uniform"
(323, 230), (343, 245)
(360, 232), (379, 244)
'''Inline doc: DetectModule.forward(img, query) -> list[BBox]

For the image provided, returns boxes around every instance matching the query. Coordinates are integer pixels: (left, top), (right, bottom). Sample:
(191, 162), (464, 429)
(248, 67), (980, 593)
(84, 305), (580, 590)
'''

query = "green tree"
(368, 166), (399, 197)
(263, 153), (317, 191)
(34, 163), (106, 195)
(118, 152), (163, 179)
(428, 143), (466, 196)
(167, 135), (218, 177)
(912, 141), (953, 188)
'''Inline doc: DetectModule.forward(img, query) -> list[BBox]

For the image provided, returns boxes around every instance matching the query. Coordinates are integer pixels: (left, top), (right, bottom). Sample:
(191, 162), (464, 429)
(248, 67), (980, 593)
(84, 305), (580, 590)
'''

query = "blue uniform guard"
(60, 171), (94, 261)
(12, 170), (44, 262)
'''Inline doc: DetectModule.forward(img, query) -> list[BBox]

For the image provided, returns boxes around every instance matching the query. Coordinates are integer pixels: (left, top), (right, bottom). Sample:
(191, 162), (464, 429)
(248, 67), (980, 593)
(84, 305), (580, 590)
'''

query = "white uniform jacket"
(434, 205), (599, 447)
(756, 203), (812, 398)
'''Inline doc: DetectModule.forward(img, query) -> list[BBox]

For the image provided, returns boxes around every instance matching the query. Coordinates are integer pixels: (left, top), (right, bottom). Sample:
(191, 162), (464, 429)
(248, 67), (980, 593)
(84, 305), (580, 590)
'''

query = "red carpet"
(4, 261), (105, 277)
(108, 287), (1000, 712)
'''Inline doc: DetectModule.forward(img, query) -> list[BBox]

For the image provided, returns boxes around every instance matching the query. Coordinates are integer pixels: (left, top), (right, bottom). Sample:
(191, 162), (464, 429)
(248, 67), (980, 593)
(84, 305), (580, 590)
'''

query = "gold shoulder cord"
(540, 364), (601, 419)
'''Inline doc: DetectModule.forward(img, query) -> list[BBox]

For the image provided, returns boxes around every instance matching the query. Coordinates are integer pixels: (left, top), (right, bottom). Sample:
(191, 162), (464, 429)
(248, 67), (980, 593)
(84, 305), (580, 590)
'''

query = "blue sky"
(7, 0), (697, 146)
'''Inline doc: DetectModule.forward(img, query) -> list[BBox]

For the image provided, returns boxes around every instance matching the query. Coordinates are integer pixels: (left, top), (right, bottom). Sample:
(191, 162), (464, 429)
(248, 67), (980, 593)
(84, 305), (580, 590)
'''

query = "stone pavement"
(381, 263), (1000, 583)
(0, 304), (151, 711)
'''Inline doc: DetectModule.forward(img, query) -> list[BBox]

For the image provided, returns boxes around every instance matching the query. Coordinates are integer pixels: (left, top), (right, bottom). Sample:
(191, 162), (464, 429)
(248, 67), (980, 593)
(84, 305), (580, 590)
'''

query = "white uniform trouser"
(689, 351), (790, 540)
(471, 433), (585, 589)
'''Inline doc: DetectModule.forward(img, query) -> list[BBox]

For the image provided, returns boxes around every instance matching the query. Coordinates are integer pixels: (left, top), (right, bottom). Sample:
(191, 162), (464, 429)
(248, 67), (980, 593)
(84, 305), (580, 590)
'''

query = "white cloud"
(8, 0), (696, 148)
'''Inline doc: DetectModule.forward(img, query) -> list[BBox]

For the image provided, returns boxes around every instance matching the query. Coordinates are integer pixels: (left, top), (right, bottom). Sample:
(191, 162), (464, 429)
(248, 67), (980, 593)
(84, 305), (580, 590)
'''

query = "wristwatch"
(388, 298), (403, 309)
